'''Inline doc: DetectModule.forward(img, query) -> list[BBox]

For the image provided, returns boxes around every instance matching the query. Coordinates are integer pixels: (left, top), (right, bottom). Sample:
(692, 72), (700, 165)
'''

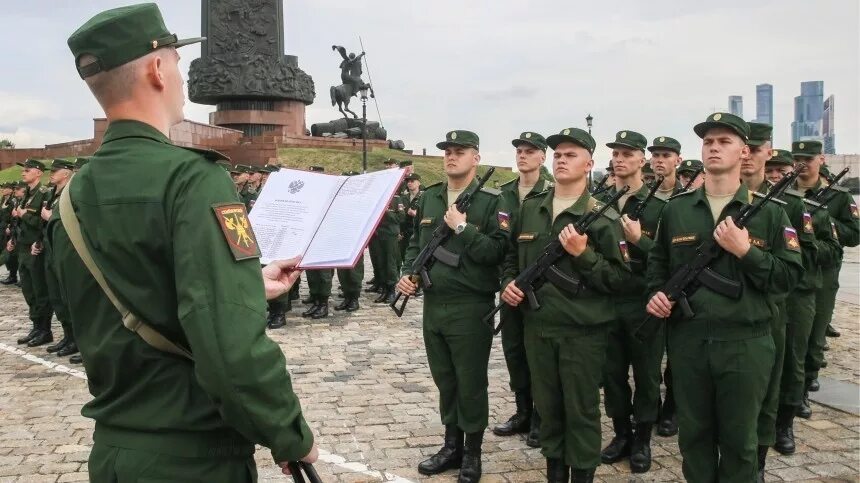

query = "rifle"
(33, 184), (57, 250)
(633, 166), (804, 341)
(809, 167), (849, 206)
(591, 173), (611, 195)
(2, 197), (20, 251)
(679, 168), (703, 193)
(390, 167), (495, 317)
(630, 176), (664, 221)
(286, 462), (322, 483)
(484, 186), (630, 335)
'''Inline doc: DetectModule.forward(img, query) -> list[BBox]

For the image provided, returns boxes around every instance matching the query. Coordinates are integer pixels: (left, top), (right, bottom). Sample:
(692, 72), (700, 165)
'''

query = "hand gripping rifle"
(629, 176), (664, 221)
(286, 462), (322, 483)
(483, 186), (630, 335)
(679, 167), (703, 193)
(633, 165), (804, 341)
(809, 167), (849, 206)
(390, 167), (495, 317)
(2, 197), (20, 250)
(33, 184), (57, 250)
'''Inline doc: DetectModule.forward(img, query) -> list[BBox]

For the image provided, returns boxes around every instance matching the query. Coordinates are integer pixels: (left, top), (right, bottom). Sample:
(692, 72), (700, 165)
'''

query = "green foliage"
(0, 139), (14, 149)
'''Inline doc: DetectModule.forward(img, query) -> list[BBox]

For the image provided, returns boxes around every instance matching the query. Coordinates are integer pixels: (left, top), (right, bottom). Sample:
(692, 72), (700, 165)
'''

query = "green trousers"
(806, 263), (840, 380)
(669, 324), (773, 483)
(306, 269), (333, 299)
(88, 441), (257, 483)
(44, 246), (73, 341)
(399, 232), (412, 269)
(525, 325), (608, 470)
(602, 304), (664, 423)
(17, 248), (52, 328)
(336, 260), (365, 298)
(757, 301), (786, 446)
(499, 306), (531, 393)
(369, 235), (399, 287)
(781, 290), (816, 406)
(1, 246), (16, 273)
(423, 298), (493, 433)
(268, 293), (291, 314)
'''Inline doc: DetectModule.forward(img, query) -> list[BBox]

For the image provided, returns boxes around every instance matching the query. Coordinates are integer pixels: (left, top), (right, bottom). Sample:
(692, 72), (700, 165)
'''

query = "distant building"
(823, 95), (835, 154)
(791, 81), (824, 143)
(755, 84), (773, 126)
(728, 95), (743, 117)
(823, 154), (857, 175)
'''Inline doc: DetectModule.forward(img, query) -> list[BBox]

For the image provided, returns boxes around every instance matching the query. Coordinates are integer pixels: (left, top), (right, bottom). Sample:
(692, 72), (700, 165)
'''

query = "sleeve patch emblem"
(420, 217), (434, 226)
(783, 227), (801, 252)
(498, 211), (510, 231)
(802, 212), (813, 234)
(831, 221), (839, 241)
(212, 203), (261, 261)
(619, 240), (631, 262)
(850, 203), (858, 219)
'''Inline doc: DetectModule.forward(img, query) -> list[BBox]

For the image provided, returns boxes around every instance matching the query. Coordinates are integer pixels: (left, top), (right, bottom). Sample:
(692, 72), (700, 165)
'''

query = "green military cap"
(254, 165), (273, 174)
(819, 164), (831, 178)
(677, 159), (704, 174)
(17, 159), (47, 171)
(264, 164), (281, 173)
(546, 127), (596, 153)
(512, 131), (548, 151)
(51, 159), (76, 171)
(694, 112), (750, 140)
(791, 140), (822, 158)
(0, 182), (9, 189)
(747, 122), (773, 146)
(606, 130), (647, 151)
(406, 173), (421, 181)
(436, 130), (480, 150)
(647, 136), (681, 154)
(398, 160), (413, 168)
(384, 158), (398, 166)
(309, 166), (325, 172)
(766, 149), (793, 167)
(642, 163), (654, 174)
(342, 170), (360, 176)
(68, 3), (204, 79)
(233, 164), (253, 173)
(74, 157), (90, 170)
(216, 160), (232, 171)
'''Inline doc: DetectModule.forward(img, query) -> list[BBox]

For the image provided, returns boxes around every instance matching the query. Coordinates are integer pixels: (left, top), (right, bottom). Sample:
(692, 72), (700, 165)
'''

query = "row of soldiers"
(1, 158), (89, 365)
(394, 114), (858, 483)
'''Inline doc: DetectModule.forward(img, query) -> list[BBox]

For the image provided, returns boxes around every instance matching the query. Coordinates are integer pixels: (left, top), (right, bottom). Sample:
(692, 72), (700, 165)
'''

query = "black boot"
(757, 445), (768, 483)
(366, 277), (376, 286)
(546, 458), (569, 483)
(570, 468), (595, 483)
(808, 378), (820, 392)
(56, 342), (78, 357)
(774, 405), (796, 455)
(27, 330), (53, 347)
(629, 423), (652, 473)
(17, 328), (38, 345)
(364, 284), (381, 293)
(493, 391), (532, 436)
(334, 298), (351, 311)
(268, 313), (286, 329)
(417, 425), (463, 475)
(311, 299), (329, 319)
(69, 354), (83, 364)
(373, 286), (390, 303)
(46, 337), (68, 354)
(345, 297), (360, 312)
(601, 418), (632, 464)
(0, 273), (17, 285)
(526, 409), (541, 448)
(657, 393), (678, 437)
(457, 431), (482, 483)
(301, 301), (319, 318)
(796, 389), (812, 419)
(826, 324), (840, 337)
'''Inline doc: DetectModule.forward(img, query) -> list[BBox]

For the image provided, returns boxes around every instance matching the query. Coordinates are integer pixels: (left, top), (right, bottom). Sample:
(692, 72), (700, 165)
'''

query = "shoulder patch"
(212, 203), (261, 261)
(480, 187), (501, 196)
(182, 146), (230, 162)
(783, 227), (801, 252)
(752, 191), (786, 205)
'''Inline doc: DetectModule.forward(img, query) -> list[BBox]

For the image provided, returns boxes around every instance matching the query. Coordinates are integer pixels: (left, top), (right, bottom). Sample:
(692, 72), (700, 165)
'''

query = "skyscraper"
(728, 96), (743, 117)
(791, 81), (824, 143)
(823, 95), (835, 154)
(756, 84), (773, 126)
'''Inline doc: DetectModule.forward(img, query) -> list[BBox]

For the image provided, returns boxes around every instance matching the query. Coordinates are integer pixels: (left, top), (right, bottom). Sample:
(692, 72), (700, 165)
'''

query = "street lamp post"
(360, 86), (370, 173)
(586, 113), (594, 189)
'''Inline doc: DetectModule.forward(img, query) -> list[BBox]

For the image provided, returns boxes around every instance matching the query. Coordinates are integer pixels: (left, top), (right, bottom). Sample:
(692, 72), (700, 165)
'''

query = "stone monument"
(188, 0), (315, 138)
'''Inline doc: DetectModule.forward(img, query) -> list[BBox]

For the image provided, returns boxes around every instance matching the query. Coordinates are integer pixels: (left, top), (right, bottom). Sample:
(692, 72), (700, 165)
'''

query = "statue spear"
(359, 36), (383, 128)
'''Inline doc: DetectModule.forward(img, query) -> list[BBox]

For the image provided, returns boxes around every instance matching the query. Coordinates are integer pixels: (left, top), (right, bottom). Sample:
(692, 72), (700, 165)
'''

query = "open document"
(248, 168), (407, 268)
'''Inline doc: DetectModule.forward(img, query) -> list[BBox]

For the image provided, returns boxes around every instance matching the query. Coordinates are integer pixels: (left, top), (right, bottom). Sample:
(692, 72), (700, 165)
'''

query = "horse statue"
(330, 83), (359, 119)
(330, 45), (373, 119)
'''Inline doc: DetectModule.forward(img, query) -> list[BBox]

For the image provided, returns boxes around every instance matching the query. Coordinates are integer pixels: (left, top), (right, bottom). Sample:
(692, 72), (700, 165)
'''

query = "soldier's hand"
(261, 257), (303, 300)
(443, 204), (467, 230)
(713, 216), (751, 258)
(407, 208), (417, 217)
(6, 240), (14, 252)
(278, 443), (320, 475)
(41, 208), (52, 221)
(501, 281), (525, 307)
(396, 275), (417, 295)
(646, 291), (675, 318)
(621, 214), (642, 244)
(559, 224), (588, 256)
(30, 243), (42, 256)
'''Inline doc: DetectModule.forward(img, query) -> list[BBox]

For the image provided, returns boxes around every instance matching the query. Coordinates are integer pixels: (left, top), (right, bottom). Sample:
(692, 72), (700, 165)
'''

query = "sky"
(0, 0), (858, 169)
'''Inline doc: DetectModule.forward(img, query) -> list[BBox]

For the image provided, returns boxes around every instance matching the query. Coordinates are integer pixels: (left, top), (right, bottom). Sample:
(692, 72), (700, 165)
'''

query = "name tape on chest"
(671, 234), (698, 244)
(420, 217), (433, 226)
(517, 232), (537, 242)
(212, 203), (261, 261)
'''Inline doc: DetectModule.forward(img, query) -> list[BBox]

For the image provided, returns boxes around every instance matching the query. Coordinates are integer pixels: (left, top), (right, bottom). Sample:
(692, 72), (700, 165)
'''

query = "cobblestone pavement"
(0, 249), (857, 482)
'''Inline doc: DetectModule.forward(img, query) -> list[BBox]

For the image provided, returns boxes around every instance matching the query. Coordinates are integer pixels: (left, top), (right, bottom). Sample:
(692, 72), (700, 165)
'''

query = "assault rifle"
(809, 167), (849, 206)
(591, 173), (611, 195)
(679, 168), (703, 193)
(390, 167), (496, 317)
(483, 186), (630, 335)
(630, 175), (664, 221)
(633, 166), (804, 340)
(33, 184), (57, 250)
(2, 197), (20, 251)
(286, 462), (322, 483)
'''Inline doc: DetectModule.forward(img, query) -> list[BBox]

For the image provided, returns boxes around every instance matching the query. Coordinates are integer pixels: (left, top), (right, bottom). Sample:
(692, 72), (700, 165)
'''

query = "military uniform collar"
(537, 187), (592, 216)
(102, 119), (171, 146)
(691, 183), (752, 207)
(794, 177), (824, 193)
(436, 177), (479, 201)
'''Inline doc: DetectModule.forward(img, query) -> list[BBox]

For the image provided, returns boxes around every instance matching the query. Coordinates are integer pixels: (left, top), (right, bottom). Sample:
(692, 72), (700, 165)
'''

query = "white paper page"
(248, 169), (344, 264)
(301, 168), (406, 268)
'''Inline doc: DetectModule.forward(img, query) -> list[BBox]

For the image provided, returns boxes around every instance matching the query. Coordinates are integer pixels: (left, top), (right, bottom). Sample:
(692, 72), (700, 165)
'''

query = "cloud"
(0, 92), (60, 125)
(0, 127), (76, 149)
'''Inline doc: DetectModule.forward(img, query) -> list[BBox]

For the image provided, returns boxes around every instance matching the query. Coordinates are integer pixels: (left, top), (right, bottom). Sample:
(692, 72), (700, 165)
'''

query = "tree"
(0, 139), (14, 149)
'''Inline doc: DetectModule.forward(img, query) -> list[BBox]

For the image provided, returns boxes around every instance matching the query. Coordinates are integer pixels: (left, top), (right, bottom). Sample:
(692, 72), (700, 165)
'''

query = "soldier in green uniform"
(367, 162), (404, 304)
(646, 113), (803, 482)
(56, 5), (317, 479)
(641, 162), (656, 186)
(11, 159), (55, 347)
(765, 155), (793, 185)
(399, 173), (423, 266)
(596, 130), (666, 474)
(2, 182), (26, 286)
(502, 127), (630, 482)
(300, 166), (335, 319)
(334, 171), (365, 312)
(396, 130), (507, 483)
(41, 160), (79, 359)
(493, 132), (554, 447)
(791, 140), (859, 418)
(648, 136), (684, 199)
(0, 183), (17, 283)
(676, 159), (705, 190)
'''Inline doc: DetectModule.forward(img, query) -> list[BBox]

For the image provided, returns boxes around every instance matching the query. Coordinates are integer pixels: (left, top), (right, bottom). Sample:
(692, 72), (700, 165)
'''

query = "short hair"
(79, 48), (169, 107)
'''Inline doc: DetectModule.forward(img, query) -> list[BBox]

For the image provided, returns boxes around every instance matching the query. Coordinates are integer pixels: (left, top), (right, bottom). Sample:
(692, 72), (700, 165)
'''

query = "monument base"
(210, 100), (307, 138)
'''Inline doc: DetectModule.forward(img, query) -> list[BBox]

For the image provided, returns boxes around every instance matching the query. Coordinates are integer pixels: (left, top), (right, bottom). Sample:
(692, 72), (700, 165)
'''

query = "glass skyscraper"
(823, 95), (835, 154)
(756, 84), (773, 126)
(728, 96), (743, 117)
(791, 81), (824, 143)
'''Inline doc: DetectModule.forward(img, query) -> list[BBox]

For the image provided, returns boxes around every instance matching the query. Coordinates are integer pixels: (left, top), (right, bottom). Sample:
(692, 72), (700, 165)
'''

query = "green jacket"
(779, 189), (841, 292)
(502, 189), (631, 334)
(17, 183), (51, 247)
(376, 193), (405, 238)
(240, 184), (260, 211)
(794, 179), (859, 249)
(47, 120), (312, 462)
(403, 178), (508, 301)
(646, 185), (804, 338)
(400, 189), (423, 237)
(498, 172), (555, 219)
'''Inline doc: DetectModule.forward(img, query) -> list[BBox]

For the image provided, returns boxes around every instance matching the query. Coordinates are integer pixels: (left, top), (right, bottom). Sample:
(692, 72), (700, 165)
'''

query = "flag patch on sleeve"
(783, 227), (800, 252)
(498, 212), (510, 231)
(619, 241), (631, 262)
(802, 212), (813, 234)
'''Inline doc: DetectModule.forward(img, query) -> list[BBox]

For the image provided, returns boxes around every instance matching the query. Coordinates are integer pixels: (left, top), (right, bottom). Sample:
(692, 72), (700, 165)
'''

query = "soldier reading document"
(250, 168), (406, 268)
